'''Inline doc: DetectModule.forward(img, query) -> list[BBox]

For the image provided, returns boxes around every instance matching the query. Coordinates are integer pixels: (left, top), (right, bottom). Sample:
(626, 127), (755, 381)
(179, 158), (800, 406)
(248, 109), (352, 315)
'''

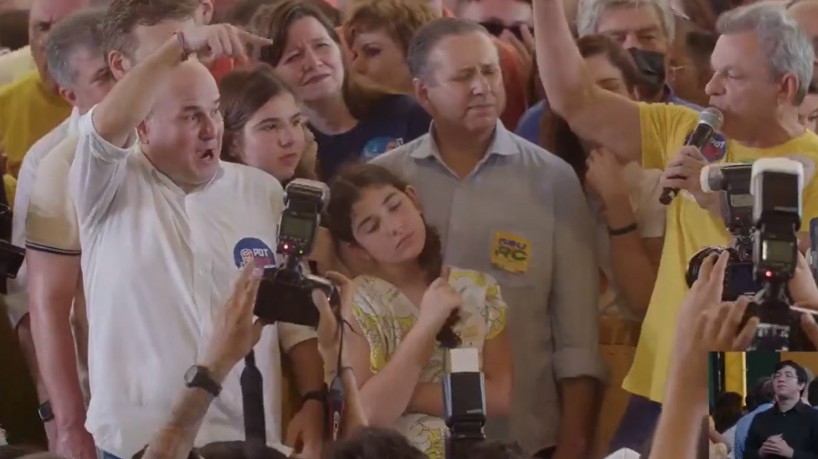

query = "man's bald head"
(140, 59), (224, 190)
(157, 59), (220, 107)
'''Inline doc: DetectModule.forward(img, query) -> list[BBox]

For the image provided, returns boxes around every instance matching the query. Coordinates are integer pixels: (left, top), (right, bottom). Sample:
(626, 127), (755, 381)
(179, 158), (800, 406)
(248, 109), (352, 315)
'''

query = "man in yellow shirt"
(0, 45), (36, 86)
(0, 0), (89, 177)
(533, 0), (818, 453)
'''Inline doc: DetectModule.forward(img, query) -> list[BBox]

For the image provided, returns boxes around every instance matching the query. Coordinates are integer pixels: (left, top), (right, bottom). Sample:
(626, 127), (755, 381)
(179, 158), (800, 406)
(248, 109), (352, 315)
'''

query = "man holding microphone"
(533, 0), (818, 451)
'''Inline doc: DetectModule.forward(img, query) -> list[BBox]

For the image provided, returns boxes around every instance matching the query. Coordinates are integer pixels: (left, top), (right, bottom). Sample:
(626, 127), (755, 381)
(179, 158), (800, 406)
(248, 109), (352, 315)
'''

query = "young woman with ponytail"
(324, 163), (513, 459)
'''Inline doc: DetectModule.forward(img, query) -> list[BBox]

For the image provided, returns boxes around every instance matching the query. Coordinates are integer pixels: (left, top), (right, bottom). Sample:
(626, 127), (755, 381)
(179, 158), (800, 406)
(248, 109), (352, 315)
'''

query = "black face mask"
(627, 48), (666, 99)
(479, 21), (533, 42)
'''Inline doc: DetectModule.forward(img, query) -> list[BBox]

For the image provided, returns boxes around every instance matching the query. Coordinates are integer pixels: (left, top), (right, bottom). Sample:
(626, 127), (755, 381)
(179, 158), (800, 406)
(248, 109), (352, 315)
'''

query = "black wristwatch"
(184, 365), (222, 397)
(38, 400), (54, 422)
(301, 387), (327, 408)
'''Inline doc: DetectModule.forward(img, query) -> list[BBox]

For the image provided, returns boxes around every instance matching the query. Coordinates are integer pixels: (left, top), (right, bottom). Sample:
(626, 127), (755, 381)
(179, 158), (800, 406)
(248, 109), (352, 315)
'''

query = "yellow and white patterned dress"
(351, 267), (507, 459)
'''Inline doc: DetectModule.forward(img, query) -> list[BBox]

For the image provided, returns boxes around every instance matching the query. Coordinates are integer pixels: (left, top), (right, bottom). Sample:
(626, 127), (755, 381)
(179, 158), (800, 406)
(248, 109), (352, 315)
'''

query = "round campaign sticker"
(361, 136), (404, 160)
(233, 237), (276, 269)
(685, 131), (727, 163)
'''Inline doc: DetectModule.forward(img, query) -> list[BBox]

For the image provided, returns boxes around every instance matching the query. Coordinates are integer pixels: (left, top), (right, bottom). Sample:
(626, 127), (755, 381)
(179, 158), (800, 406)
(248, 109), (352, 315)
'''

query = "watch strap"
(608, 222), (638, 236)
(302, 387), (327, 407)
(186, 365), (221, 397)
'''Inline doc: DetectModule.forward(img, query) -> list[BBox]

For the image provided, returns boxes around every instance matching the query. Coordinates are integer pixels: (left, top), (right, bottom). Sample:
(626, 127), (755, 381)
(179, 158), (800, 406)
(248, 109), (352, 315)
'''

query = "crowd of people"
(1, 0), (818, 458)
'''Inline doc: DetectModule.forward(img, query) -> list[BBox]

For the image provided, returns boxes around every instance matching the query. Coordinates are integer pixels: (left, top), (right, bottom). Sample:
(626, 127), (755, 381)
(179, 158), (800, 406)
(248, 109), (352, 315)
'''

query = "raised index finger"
(705, 250), (730, 296)
(237, 28), (273, 46)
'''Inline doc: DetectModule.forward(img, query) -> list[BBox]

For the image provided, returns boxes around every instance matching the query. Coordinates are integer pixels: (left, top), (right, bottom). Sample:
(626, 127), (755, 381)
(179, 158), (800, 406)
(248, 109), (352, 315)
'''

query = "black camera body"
(253, 179), (338, 327)
(442, 348), (486, 459)
(740, 300), (817, 351)
(687, 159), (814, 351)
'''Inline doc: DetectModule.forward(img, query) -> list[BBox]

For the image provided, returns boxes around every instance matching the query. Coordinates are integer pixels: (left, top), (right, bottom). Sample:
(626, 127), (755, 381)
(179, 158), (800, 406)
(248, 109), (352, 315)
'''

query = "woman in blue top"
(249, 0), (431, 180)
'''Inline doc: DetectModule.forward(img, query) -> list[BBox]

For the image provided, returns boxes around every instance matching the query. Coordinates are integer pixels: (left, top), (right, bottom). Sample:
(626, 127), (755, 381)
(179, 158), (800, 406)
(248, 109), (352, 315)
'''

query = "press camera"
(686, 163), (757, 299)
(686, 158), (816, 351)
(442, 348), (486, 459)
(253, 179), (338, 327)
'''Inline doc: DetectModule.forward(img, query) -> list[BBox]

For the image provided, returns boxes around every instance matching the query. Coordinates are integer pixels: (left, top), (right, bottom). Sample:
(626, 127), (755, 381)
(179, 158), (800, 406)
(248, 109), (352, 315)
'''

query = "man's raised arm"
(91, 36), (188, 149)
(70, 25), (271, 225)
(68, 36), (187, 226)
(533, 0), (642, 162)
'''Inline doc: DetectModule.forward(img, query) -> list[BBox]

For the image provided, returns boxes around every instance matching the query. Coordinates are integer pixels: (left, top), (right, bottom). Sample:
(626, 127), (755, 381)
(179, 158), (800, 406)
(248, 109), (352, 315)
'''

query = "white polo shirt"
(69, 107), (314, 458)
(5, 107), (81, 327)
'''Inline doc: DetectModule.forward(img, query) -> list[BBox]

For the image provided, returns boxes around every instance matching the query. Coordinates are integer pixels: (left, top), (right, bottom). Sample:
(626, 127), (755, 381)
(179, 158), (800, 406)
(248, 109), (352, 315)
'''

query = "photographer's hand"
(313, 271), (354, 380)
(202, 263), (264, 380)
(787, 251), (818, 305)
(649, 252), (732, 459)
(141, 264), (263, 459)
(800, 313), (818, 348)
(695, 296), (759, 352)
(670, 251), (760, 352)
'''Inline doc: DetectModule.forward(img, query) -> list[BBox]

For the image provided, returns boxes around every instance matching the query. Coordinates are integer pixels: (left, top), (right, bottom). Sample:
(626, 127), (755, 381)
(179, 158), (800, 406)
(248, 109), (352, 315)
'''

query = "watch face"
(38, 401), (54, 422)
(184, 365), (199, 384)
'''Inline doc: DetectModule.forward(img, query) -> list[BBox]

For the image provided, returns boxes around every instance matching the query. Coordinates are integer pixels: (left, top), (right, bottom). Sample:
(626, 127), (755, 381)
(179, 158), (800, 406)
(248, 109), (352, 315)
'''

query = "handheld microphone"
(659, 107), (724, 205)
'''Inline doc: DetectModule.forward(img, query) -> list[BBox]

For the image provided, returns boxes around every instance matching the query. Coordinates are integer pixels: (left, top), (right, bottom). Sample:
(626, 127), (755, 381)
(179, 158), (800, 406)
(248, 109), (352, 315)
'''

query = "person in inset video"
(744, 360), (818, 459)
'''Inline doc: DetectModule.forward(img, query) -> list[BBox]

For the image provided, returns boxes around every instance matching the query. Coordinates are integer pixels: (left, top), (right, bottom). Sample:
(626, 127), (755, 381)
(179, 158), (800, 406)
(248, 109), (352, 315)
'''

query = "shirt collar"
(67, 107), (81, 135)
(754, 402), (774, 413)
(775, 401), (812, 415)
(410, 120), (520, 160)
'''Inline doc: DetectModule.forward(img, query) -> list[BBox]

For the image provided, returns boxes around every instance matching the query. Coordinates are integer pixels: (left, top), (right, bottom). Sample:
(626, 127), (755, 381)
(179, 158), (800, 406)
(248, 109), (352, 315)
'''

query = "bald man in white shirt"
(69, 24), (325, 459)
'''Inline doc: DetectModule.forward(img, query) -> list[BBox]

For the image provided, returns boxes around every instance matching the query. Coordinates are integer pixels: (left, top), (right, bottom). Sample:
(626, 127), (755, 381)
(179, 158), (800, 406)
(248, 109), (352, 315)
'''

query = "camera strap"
(327, 314), (347, 441)
(240, 350), (267, 444)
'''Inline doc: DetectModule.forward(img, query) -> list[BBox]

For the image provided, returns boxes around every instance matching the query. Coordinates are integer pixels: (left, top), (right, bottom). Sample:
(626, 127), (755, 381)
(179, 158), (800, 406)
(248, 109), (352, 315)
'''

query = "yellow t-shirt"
(0, 70), (71, 177)
(3, 174), (15, 207)
(623, 103), (818, 403)
(0, 46), (36, 87)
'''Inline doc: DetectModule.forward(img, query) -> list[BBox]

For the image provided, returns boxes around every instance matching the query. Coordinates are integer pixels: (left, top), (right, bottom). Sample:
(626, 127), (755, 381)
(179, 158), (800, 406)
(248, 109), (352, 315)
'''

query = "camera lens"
(686, 247), (725, 287)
